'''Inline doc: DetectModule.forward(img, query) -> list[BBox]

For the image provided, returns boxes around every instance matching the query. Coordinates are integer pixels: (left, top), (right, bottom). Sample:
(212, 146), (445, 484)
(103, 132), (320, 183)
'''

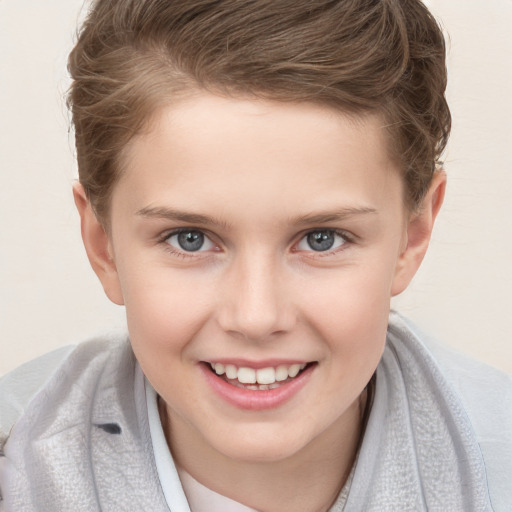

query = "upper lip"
(203, 359), (313, 369)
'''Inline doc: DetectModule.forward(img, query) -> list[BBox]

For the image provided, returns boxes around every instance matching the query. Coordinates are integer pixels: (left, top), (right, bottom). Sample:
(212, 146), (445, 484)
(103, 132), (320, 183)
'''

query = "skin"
(74, 93), (445, 512)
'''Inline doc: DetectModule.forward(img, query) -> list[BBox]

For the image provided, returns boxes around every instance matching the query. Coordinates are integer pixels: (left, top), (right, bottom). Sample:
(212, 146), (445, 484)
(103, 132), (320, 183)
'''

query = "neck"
(159, 390), (368, 512)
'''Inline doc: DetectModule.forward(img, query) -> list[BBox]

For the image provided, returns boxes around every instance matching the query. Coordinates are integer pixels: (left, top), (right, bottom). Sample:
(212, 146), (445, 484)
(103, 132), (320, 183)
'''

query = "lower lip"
(200, 363), (315, 411)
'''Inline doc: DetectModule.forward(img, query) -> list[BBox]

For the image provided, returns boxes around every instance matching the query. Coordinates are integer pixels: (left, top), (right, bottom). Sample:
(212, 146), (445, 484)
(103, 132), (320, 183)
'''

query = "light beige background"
(0, 0), (511, 375)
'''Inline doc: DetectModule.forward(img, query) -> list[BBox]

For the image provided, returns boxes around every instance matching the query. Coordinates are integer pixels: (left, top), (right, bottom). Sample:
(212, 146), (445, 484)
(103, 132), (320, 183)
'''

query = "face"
(103, 94), (414, 465)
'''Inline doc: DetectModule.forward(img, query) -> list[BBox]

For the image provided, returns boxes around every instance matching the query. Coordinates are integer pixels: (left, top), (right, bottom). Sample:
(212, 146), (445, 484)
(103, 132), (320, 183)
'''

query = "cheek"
(302, 261), (394, 323)
(300, 263), (393, 365)
(118, 264), (215, 356)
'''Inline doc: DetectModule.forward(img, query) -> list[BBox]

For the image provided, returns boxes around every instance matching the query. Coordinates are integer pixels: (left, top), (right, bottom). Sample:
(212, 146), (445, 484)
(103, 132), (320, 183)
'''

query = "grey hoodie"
(0, 313), (511, 511)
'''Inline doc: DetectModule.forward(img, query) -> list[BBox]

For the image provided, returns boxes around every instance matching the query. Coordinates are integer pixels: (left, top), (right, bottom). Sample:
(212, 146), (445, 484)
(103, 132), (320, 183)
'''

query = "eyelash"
(294, 229), (355, 258)
(157, 229), (217, 260)
(157, 228), (355, 259)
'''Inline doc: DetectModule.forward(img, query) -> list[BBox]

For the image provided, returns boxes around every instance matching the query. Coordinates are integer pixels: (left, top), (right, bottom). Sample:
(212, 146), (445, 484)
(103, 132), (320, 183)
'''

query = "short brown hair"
(68, 0), (451, 221)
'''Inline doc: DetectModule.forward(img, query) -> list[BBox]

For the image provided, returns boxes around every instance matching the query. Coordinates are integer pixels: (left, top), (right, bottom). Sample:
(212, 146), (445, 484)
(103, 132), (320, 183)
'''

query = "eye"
(296, 230), (347, 252)
(166, 230), (215, 252)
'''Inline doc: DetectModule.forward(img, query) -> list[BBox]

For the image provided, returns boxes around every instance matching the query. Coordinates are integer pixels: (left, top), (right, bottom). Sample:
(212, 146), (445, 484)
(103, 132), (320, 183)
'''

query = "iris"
(307, 231), (336, 251)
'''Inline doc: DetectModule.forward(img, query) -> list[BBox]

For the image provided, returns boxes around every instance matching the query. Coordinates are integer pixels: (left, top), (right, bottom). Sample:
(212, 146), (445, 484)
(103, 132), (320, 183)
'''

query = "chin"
(208, 426), (316, 464)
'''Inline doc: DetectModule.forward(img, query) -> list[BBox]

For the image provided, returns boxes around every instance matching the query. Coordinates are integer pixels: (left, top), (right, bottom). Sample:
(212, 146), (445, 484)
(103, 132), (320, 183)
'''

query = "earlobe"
(391, 171), (446, 296)
(72, 182), (125, 305)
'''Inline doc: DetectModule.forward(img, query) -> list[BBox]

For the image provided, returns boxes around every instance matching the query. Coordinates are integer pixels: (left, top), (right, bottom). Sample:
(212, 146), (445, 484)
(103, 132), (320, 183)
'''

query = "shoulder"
(0, 345), (74, 437)
(0, 334), (169, 510)
(388, 311), (512, 511)
(389, 312), (512, 425)
(0, 332), (130, 440)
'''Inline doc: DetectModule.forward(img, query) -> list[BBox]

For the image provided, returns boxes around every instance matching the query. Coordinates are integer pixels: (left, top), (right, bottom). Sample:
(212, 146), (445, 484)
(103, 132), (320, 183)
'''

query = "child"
(0, 0), (510, 510)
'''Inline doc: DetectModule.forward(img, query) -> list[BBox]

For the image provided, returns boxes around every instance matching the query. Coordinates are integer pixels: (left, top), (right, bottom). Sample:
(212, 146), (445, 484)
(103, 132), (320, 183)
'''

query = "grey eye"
(167, 230), (214, 252)
(297, 230), (347, 252)
(307, 231), (335, 251)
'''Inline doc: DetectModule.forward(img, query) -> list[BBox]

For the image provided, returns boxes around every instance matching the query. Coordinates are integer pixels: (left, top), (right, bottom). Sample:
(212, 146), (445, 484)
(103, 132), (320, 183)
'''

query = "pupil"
(177, 231), (204, 251)
(307, 231), (335, 251)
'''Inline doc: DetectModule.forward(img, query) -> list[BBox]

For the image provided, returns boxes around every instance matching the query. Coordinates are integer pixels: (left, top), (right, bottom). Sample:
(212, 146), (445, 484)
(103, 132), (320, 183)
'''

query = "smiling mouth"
(206, 361), (315, 390)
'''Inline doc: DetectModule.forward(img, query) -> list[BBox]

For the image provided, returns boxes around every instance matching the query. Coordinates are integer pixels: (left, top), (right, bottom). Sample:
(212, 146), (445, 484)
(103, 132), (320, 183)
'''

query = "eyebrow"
(293, 207), (378, 225)
(136, 206), (230, 228)
(136, 205), (377, 228)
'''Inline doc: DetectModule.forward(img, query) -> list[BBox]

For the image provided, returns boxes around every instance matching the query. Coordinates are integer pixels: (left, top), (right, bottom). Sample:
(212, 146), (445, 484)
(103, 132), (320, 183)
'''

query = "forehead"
(113, 93), (404, 225)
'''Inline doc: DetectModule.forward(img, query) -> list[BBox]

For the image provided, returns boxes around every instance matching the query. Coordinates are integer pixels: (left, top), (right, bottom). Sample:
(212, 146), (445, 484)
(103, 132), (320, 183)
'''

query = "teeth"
(237, 367), (256, 384)
(225, 364), (238, 380)
(288, 364), (301, 378)
(256, 367), (276, 385)
(209, 362), (309, 385)
(275, 366), (289, 382)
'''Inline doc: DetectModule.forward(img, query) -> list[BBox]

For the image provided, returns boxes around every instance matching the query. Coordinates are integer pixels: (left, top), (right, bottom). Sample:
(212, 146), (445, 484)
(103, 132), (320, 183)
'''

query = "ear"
(391, 171), (446, 296)
(73, 182), (124, 305)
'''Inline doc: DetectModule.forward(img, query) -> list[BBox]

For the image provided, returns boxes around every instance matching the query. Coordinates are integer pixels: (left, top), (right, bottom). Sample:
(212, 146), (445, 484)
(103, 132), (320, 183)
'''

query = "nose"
(216, 250), (296, 342)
